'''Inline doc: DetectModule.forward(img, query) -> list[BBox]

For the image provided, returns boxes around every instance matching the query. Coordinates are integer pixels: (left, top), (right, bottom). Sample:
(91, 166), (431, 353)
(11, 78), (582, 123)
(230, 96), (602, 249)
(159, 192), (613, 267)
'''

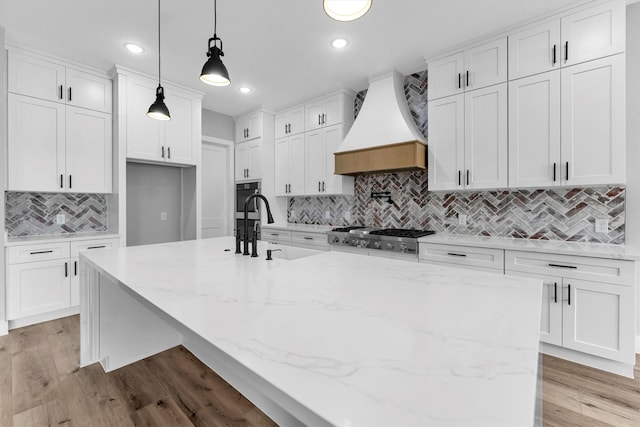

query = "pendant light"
(147, 0), (171, 120)
(323, 0), (372, 22)
(200, 0), (230, 86)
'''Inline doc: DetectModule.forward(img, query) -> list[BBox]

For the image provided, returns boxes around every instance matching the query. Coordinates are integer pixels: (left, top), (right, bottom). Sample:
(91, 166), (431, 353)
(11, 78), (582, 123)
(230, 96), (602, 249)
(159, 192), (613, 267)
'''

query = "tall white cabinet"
(234, 108), (274, 182)
(6, 48), (113, 193)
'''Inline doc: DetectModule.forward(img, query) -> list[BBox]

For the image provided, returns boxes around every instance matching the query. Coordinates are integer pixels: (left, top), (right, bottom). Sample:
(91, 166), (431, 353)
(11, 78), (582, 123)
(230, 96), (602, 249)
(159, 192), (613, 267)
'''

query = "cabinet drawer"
(262, 229), (291, 244)
(291, 231), (329, 248)
(71, 238), (120, 257)
(419, 243), (504, 271)
(505, 250), (635, 285)
(7, 242), (71, 264)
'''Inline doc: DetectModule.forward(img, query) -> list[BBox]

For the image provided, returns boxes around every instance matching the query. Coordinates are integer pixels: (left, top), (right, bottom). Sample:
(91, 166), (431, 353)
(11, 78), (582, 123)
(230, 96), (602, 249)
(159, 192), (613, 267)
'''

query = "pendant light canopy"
(323, 0), (372, 21)
(200, 0), (230, 86)
(147, 0), (170, 120)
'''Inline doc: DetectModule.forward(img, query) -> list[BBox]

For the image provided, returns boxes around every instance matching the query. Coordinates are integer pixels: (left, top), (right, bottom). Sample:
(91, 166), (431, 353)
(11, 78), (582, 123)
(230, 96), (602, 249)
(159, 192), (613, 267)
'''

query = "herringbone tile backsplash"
(288, 70), (625, 244)
(5, 192), (108, 237)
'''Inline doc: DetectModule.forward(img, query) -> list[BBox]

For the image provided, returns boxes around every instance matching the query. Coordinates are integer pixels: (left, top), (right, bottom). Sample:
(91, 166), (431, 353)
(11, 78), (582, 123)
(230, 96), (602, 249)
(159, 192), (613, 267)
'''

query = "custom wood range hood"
(334, 70), (427, 176)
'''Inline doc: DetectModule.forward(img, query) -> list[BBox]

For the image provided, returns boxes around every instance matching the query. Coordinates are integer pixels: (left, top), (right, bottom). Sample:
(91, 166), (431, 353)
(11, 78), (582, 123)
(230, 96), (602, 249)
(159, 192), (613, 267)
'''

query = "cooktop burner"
(369, 229), (435, 238)
(330, 226), (366, 233)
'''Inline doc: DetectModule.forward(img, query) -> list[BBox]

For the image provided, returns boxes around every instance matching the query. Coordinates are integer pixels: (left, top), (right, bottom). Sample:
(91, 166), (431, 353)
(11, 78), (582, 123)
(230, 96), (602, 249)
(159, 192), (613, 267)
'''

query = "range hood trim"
(334, 140), (426, 176)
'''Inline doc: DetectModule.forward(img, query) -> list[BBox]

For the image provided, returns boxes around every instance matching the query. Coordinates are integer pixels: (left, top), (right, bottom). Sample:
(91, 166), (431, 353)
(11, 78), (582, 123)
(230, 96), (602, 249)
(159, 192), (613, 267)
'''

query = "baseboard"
(0, 321), (8, 336)
(8, 306), (80, 331)
(636, 335), (640, 354)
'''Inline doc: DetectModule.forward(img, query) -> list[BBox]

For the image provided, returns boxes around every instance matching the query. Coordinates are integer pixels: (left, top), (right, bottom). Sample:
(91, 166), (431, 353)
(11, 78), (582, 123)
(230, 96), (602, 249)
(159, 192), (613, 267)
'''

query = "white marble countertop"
(262, 223), (334, 233)
(419, 234), (640, 261)
(4, 232), (120, 247)
(82, 236), (542, 426)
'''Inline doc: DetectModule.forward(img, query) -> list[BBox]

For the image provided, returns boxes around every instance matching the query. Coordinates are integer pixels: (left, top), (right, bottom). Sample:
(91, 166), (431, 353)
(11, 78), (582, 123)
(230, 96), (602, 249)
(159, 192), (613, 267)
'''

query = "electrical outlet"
(160, 212), (167, 221)
(290, 210), (296, 219)
(56, 214), (65, 225)
(344, 211), (351, 221)
(325, 211), (331, 219)
(458, 214), (467, 226)
(595, 218), (609, 234)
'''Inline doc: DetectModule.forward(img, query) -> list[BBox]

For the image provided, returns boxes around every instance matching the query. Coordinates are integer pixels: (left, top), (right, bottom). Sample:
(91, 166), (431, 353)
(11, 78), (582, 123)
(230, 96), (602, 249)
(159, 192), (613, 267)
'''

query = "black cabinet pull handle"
(60, 174), (64, 189)
(318, 181), (321, 192)
(161, 146), (165, 158)
(447, 252), (467, 257)
(565, 162), (569, 181)
(458, 73), (461, 89)
(59, 85), (64, 100)
(553, 163), (557, 182)
(74, 261), (78, 276)
(565, 41), (568, 61)
(64, 262), (68, 277)
(168, 147), (171, 159)
(303, 237), (313, 240)
(30, 250), (53, 255)
(69, 175), (72, 189)
(318, 114), (321, 125)
(466, 170), (470, 186)
(552, 45), (557, 65)
(458, 170), (461, 186)
(549, 263), (577, 269)
(87, 245), (106, 250)
(322, 181), (325, 192)
(466, 70), (469, 87)
(553, 282), (558, 303)
(68, 87), (72, 102)
(567, 284), (571, 305)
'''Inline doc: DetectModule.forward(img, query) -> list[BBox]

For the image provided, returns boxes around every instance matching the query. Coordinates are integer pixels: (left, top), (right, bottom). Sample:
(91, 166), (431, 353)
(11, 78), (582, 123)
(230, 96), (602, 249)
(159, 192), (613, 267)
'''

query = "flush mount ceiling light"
(238, 85), (252, 94)
(323, 0), (372, 21)
(124, 42), (145, 54)
(331, 37), (349, 49)
(200, 0), (230, 86)
(147, 0), (170, 120)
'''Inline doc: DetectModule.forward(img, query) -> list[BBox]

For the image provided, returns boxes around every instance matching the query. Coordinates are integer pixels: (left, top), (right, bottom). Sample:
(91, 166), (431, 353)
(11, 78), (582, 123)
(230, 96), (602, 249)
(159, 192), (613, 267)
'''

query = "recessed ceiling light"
(331, 38), (349, 49)
(238, 85), (252, 94)
(124, 42), (145, 54)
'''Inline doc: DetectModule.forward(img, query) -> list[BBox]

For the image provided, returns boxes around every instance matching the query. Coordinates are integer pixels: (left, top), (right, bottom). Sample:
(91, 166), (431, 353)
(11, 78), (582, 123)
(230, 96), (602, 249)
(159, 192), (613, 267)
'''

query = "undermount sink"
(267, 245), (320, 261)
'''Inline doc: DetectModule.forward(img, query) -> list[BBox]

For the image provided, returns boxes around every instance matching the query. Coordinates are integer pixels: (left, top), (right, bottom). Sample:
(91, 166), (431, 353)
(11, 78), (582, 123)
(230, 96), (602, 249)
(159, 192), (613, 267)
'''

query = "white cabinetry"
(124, 72), (199, 166)
(235, 140), (262, 181)
(275, 105), (305, 138)
(508, 1), (625, 80)
(236, 110), (263, 142)
(262, 227), (329, 251)
(275, 134), (305, 196)
(505, 250), (635, 365)
(305, 125), (353, 195)
(428, 38), (507, 101)
(428, 83), (507, 191)
(234, 109), (274, 182)
(305, 92), (353, 131)
(6, 238), (119, 323)
(419, 243), (504, 272)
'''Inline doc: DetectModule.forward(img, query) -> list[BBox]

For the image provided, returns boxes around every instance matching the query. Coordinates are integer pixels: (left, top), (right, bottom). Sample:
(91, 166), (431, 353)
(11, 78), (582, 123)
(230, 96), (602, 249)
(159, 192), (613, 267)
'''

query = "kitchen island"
(80, 237), (542, 427)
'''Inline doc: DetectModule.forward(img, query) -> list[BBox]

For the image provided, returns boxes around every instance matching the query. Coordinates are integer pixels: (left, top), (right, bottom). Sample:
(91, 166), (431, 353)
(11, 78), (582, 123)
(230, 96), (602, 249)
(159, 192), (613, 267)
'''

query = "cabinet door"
(289, 134), (306, 195)
(275, 112), (290, 139)
(463, 37), (507, 91)
(508, 71), (561, 188)
(70, 257), (80, 307)
(563, 279), (634, 363)
(427, 94), (464, 191)
(7, 260), (71, 320)
(289, 106), (306, 135)
(8, 94), (66, 192)
(66, 68), (112, 113)
(508, 20), (560, 79)
(236, 117), (249, 142)
(323, 95), (343, 127)
(305, 129), (325, 194)
(274, 138), (289, 196)
(164, 90), (195, 165)
(235, 142), (249, 181)
(323, 125), (350, 194)
(305, 100), (324, 131)
(66, 106), (112, 193)
(8, 50), (66, 103)
(126, 78), (162, 162)
(560, 55), (625, 186)
(560, 1), (625, 67)
(464, 83), (507, 190)
(427, 52), (464, 100)
(247, 141), (262, 180)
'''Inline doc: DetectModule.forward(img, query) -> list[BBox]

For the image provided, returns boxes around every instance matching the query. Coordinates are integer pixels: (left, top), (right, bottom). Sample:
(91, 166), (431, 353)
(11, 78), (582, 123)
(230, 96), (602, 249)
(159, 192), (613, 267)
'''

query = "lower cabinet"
(262, 228), (329, 251)
(419, 243), (504, 272)
(6, 237), (119, 322)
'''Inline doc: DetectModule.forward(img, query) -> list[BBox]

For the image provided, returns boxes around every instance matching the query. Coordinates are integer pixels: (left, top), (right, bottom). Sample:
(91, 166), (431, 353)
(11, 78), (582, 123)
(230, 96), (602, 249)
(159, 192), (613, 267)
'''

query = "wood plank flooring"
(0, 315), (639, 426)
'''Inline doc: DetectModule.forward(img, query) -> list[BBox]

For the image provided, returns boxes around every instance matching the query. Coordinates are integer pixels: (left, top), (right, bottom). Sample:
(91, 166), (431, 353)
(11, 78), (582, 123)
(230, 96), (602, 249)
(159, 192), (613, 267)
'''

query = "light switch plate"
(56, 214), (65, 225)
(325, 211), (331, 219)
(160, 212), (167, 221)
(458, 214), (467, 226)
(344, 211), (351, 221)
(290, 209), (296, 219)
(595, 218), (608, 234)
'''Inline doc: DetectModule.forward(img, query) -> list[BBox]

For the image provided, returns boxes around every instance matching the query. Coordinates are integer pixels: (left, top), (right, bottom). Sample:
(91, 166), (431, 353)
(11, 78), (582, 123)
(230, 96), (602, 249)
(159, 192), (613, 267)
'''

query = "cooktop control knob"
(386, 243), (394, 250)
(361, 240), (370, 248)
(332, 236), (340, 243)
(400, 243), (408, 253)
(373, 241), (381, 249)
(342, 237), (349, 244)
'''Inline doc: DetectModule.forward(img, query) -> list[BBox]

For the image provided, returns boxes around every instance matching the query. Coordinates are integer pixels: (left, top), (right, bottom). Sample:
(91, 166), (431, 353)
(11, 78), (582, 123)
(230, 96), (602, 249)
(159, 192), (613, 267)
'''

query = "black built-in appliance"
(235, 181), (261, 239)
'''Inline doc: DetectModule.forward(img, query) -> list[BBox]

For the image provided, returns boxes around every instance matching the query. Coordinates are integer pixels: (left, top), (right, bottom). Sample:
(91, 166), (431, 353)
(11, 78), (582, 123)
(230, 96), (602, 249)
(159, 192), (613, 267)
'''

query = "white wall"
(0, 27), (8, 335)
(202, 108), (234, 141)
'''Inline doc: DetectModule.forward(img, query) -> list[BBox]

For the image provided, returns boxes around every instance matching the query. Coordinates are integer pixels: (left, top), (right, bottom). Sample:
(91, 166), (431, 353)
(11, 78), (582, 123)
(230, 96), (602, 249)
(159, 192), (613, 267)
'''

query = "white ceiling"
(1, 0), (591, 117)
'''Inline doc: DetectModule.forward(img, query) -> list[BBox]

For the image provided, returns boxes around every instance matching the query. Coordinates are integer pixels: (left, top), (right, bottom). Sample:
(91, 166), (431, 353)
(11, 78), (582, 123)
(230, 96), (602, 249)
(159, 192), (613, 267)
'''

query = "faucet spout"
(243, 193), (275, 256)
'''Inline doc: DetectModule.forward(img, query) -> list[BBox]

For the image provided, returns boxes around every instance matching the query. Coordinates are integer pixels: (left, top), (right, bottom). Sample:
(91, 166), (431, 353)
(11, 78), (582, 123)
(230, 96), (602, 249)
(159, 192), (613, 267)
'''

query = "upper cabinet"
(118, 68), (202, 167)
(7, 48), (113, 193)
(428, 37), (507, 101)
(275, 105), (305, 139)
(235, 110), (263, 142)
(8, 49), (112, 113)
(305, 92), (354, 131)
(508, 0), (625, 80)
(233, 109), (274, 182)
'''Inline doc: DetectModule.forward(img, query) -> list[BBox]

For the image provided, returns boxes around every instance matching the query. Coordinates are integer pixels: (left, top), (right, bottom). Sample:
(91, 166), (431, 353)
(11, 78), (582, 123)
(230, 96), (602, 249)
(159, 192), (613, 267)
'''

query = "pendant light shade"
(323, 0), (372, 21)
(148, 0), (170, 120)
(200, 0), (230, 86)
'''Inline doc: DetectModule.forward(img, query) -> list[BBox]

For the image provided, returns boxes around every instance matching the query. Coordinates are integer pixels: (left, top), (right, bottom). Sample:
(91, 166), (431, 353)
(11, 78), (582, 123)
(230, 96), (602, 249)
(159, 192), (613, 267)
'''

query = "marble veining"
(82, 237), (542, 427)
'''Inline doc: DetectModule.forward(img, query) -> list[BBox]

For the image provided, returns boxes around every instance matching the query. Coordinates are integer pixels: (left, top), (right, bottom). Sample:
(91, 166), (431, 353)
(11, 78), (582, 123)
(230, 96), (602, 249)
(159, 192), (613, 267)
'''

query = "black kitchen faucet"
(242, 193), (274, 256)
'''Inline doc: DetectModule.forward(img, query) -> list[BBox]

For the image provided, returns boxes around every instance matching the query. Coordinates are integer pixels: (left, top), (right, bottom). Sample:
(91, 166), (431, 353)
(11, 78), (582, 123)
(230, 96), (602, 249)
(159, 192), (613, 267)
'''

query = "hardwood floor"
(0, 315), (638, 426)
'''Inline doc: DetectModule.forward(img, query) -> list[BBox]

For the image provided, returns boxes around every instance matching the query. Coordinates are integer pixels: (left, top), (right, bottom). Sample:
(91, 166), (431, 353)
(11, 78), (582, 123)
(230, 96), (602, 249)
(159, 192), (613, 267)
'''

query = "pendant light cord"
(158, 0), (161, 86)
(213, 0), (217, 38)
